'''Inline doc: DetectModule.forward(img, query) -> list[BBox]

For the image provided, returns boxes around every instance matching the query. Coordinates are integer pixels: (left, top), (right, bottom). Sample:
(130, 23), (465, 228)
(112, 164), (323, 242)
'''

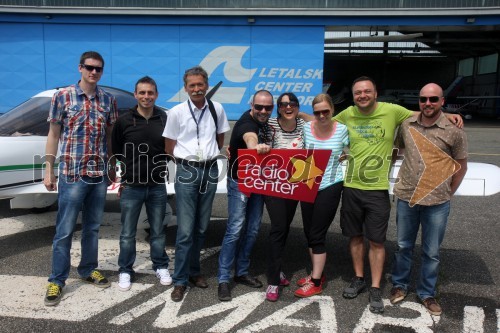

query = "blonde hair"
(312, 93), (334, 112)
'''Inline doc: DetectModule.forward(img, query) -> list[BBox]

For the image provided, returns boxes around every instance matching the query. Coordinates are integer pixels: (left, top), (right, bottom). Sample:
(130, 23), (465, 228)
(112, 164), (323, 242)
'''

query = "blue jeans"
(118, 184), (169, 275)
(172, 163), (218, 286)
(218, 177), (264, 283)
(391, 199), (450, 300)
(48, 174), (108, 287)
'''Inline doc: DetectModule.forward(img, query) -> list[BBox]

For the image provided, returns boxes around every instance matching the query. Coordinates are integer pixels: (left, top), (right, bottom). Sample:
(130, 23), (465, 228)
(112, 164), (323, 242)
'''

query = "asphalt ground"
(0, 119), (498, 332)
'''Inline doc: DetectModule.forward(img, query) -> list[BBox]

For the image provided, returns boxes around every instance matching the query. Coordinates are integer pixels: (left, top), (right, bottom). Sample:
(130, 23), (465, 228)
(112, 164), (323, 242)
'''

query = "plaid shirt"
(48, 83), (118, 176)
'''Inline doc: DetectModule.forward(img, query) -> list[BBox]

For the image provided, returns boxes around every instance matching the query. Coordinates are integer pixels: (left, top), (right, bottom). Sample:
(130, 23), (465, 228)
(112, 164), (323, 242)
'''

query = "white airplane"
(1, 87), (499, 213)
(0, 86), (227, 217)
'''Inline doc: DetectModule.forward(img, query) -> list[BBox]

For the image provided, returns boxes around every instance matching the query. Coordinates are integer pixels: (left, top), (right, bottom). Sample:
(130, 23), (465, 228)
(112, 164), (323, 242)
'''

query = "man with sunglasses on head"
(217, 90), (273, 302)
(389, 83), (467, 316)
(164, 66), (230, 303)
(43, 51), (118, 306)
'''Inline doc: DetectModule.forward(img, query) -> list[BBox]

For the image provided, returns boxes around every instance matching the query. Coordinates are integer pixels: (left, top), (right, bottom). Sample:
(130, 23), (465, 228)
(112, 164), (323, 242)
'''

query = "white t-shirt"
(163, 98), (230, 160)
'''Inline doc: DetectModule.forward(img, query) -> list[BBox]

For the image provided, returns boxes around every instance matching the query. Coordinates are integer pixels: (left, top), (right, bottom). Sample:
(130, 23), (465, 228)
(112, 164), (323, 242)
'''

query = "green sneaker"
(44, 282), (62, 306)
(82, 270), (111, 288)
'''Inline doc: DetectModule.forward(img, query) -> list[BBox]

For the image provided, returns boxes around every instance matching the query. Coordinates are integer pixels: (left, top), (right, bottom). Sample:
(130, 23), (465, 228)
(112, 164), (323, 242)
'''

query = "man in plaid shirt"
(43, 51), (118, 306)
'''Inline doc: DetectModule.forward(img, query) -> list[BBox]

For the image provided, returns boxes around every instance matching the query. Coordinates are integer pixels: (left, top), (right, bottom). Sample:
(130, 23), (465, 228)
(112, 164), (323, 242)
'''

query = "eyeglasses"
(253, 104), (273, 112)
(80, 64), (103, 73)
(278, 101), (298, 108)
(313, 109), (331, 117)
(419, 96), (440, 103)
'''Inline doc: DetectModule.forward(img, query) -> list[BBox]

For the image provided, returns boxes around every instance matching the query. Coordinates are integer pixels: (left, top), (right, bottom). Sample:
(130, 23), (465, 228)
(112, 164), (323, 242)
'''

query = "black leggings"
(301, 182), (343, 254)
(264, 196), (299, 285)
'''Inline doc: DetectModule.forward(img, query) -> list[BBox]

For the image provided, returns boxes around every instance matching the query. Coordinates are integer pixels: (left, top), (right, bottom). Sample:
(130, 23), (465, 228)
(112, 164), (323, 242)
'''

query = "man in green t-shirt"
(332, 76), (461, 314)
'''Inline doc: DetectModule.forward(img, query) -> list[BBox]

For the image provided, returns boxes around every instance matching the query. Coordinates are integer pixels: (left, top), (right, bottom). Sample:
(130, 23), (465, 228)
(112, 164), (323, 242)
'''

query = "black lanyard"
(188, 100), (207, 147)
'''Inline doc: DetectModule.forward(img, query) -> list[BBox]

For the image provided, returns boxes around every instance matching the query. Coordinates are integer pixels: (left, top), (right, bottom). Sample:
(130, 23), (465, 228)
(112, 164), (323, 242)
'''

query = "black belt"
(175, 158), (217, 169)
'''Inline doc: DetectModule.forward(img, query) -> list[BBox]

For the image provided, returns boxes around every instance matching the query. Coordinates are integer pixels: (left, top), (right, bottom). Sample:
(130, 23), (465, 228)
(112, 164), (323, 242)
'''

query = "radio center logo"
(288, 155), (325, 189)
(237, 149), (331, 203)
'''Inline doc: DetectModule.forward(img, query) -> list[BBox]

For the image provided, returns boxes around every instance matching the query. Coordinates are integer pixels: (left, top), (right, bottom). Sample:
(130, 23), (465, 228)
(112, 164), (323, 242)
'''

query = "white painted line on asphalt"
(109, 287), (187, 325)
(353, 300), (440, 333)
(496, 309), (500, 333)
(0, 275), (152, 321)
(463, 306), (485, 333)
(239, 295), (337, 333)
(158, 292), (264, 331)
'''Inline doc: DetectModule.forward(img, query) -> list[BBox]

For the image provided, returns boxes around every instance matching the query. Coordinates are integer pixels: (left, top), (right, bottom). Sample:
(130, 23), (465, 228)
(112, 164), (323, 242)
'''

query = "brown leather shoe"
(189, 275), (208, 288)
(422, 297), (442, 316)
(171, 285), (187, 302)
(389, 287), (407, 304)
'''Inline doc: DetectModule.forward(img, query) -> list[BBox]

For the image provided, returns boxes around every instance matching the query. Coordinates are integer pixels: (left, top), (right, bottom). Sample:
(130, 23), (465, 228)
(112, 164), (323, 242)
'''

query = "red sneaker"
(296, 274), (325, 287)
(294, 281), (322, 298)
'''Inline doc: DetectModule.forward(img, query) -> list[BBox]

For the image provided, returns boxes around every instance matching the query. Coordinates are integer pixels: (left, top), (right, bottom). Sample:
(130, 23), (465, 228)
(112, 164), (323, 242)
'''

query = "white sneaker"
(156, 268), (173, 286)
(118, 272), (131, 291)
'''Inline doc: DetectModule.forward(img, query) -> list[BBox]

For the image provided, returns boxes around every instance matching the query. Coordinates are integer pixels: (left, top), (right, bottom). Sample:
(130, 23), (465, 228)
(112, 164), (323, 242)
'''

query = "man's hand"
(446, 113), (464, 128)
(44, 172), (57, 191)
(297, 111), (315, 122)
(107, 167), (117, 186)
(117, 184), (124, 198)
(255, 143), (271, 155)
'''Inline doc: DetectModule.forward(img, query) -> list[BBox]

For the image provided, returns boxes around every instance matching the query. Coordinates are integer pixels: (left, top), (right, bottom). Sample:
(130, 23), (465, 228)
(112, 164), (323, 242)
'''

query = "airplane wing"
(1, 137), (499, 210)
(388, 160), (500, 197)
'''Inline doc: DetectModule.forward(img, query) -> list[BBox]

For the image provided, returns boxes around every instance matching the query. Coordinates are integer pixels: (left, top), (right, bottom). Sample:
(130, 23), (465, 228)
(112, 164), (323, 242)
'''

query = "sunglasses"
(80, 64), (103, 73)
(313, 109), (331, 117)
(253, 104), (273, 112)
(278, 101), (298, 108)
(419, 96), (440, 103)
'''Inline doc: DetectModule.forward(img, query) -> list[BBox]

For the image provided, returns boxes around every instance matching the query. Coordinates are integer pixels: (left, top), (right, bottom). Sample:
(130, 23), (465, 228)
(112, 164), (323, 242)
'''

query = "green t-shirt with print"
(333, 102), (413, 190)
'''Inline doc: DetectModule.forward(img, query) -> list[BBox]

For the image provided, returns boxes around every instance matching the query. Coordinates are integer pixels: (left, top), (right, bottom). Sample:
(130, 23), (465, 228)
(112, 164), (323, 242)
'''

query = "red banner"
(236, 149), (332, 203)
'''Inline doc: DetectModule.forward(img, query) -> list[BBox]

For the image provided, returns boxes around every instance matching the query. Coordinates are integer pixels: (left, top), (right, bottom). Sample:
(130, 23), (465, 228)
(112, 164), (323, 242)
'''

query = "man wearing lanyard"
(163, 66), (230, 302)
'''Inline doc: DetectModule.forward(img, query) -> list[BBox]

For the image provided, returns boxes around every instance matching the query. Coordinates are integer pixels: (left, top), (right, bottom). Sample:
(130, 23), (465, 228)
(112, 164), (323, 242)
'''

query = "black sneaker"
(44, 282), (62, 306)
(369, 287), (384, 314)
(81, 270), (111, 288)
(342, 277), (367, 299)
(218, 282), (232, 301)
(233, 275), (263, 288)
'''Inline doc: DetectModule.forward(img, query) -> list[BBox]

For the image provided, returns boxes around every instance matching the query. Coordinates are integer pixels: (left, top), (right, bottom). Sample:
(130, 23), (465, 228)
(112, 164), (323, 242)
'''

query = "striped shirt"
(48, 83), (118, 176)
(303, 121), (349, 190)
(265, 117), (305, 149)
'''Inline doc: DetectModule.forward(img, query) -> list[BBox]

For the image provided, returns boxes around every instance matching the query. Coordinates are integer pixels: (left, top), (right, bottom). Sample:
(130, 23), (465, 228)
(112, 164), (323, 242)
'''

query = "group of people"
(42, 51), (468, 317)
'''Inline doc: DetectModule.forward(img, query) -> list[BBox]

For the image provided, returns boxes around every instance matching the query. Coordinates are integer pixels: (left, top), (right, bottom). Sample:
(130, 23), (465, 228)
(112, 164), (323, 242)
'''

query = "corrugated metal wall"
(1, 0), (499, 8)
